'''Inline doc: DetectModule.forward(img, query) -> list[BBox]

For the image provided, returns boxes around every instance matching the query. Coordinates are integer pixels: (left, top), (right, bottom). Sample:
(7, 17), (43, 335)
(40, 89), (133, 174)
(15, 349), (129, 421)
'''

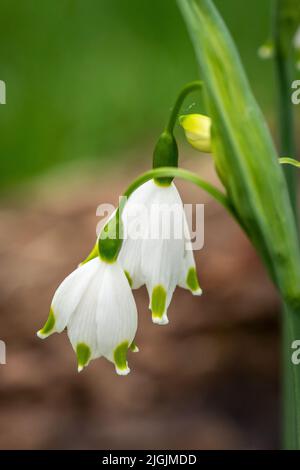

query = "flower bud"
(179, 114), (212, 153)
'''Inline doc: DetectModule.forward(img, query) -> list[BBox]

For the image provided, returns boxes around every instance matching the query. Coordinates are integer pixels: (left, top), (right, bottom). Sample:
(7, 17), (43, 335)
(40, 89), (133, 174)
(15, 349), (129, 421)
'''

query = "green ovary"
(186, 267), (200, 292)
(151, 285), (167, 319)
(40, 307), (56, 335)
(76, 343), (91, 368)
(114, 341), (129, 370)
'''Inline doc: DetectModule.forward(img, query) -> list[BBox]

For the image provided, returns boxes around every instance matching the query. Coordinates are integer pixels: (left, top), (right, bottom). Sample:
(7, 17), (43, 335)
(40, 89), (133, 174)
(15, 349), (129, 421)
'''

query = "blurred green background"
(0, 0), (290, 191)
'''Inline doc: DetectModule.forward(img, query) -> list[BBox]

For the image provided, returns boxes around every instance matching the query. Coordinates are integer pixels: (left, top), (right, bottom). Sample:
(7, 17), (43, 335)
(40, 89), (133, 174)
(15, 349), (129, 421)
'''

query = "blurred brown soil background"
(0, 155), (280, 449)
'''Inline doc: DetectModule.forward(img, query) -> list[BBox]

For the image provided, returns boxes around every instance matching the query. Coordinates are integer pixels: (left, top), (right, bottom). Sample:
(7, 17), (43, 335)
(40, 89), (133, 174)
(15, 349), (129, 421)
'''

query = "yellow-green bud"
(179, 114), (212, 153)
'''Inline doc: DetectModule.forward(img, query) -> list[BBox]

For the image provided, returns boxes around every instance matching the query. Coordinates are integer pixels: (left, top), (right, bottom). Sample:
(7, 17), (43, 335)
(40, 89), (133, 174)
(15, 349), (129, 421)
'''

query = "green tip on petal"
(151, 285), (168, 325)
(114, 341), (130, 375)
(130, 341), (139, 353)
(186, 267), (202, 295)
(76, 343), (91, 372)
(37, 307), (56, 339)
(124, 270), (133, 288)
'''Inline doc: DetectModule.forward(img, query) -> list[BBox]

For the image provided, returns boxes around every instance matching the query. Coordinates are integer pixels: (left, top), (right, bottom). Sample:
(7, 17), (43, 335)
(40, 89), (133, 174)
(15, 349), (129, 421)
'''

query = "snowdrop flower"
(179, 114), (212, 153)
(37, 256), (138, 375)
(119, 179), (202, 326)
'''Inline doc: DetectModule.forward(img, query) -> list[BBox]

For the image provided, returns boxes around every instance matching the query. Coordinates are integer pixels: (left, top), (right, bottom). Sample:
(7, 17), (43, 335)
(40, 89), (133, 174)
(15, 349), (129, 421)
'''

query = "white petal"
(119, 180), (157, 288)
(178, 218), (202, 296)
(118, 238), (144, 289)
(178, 247), (202, 296)
(140, 182), (186, 324)
(38, 258), (99, 338)
(95, 262), (138, 375)
(67, 260), (105, 370)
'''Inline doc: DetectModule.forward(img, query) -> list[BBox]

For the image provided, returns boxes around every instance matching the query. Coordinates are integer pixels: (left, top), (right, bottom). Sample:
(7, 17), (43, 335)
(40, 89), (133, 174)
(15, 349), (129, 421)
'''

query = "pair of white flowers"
(37, 180), (201, 375)
(37, 114), (209, 375)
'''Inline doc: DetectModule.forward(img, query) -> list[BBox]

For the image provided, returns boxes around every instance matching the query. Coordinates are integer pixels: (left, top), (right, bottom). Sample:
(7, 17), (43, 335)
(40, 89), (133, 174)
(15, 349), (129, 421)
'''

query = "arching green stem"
(165, 81), (203, 134)
(122, 167), (231, 213)
(153, 81), (203, 186)
(81, 167), (236, 266)
(279, 157), (300, 168)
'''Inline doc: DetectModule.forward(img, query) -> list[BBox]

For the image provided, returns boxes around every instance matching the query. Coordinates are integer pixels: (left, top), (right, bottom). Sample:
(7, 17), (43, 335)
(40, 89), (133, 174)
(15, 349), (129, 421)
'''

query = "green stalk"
(177, 0), (300, 449)
(282, 302), (300, 449)
(80, 166), (239, 266)
(273, 0), (298, 214)
(280, 157), (300, 168)
(165, 81), (202, 133)
(122, 167), (230, 210)
(273, 0), (299, 449)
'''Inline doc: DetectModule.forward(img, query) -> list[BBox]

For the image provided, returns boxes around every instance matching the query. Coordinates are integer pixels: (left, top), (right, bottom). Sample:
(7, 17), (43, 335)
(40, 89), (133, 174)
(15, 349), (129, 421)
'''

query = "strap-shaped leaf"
(177, 0), (300, 305)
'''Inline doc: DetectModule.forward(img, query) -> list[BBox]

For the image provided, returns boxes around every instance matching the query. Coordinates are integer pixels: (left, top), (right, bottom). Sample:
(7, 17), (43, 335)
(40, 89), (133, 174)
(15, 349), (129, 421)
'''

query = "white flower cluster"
(37, 180), (202, 375)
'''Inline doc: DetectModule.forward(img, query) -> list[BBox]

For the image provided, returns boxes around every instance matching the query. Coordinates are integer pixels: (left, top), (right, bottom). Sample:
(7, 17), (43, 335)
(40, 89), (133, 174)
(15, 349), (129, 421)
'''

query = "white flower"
(37, 257), (138, 375)
(119, 180), (202, 326)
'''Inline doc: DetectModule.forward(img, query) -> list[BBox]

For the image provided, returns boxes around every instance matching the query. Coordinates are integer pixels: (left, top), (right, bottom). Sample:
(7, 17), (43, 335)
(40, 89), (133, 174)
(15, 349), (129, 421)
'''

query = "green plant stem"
(282, 302), (300, 449)
(273, 0), (299, 449)
(81, 166), (239, 265)
(279, 157), (300, 168)
(273, 0), (297, 214)
(123, 167), (228, 209)
(165, 81), (203, 134)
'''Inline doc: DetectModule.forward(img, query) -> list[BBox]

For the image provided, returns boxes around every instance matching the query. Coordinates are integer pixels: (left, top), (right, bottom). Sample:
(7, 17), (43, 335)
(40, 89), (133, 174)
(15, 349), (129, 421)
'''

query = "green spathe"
(177, 0), (300, 306)
(151, 285), (167, 319)
(76, 343), (91, 371)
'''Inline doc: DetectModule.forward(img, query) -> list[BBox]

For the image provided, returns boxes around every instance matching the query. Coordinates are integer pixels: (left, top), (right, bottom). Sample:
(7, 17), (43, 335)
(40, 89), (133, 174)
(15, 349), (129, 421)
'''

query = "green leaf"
(177, 0), (300, 305)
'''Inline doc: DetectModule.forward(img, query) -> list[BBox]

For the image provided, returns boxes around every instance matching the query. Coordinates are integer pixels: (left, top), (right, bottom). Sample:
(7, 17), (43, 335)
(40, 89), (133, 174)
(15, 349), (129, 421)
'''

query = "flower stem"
(123, 167), (233, 216)
(165, 81), (203, 134)
(80, 166), (239, 266)
(273, 0), (299, 449)
(279, 157), (300, 168)
(273, 0), (298, 214)
(282, 302), (300, 449)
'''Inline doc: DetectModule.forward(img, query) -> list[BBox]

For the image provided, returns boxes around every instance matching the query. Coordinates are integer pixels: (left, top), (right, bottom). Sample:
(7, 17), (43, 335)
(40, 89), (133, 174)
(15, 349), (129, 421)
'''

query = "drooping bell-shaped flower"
(179, 114), (212, 153)
(37, 215), (138, 375)
(119, 179), (202, 326)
